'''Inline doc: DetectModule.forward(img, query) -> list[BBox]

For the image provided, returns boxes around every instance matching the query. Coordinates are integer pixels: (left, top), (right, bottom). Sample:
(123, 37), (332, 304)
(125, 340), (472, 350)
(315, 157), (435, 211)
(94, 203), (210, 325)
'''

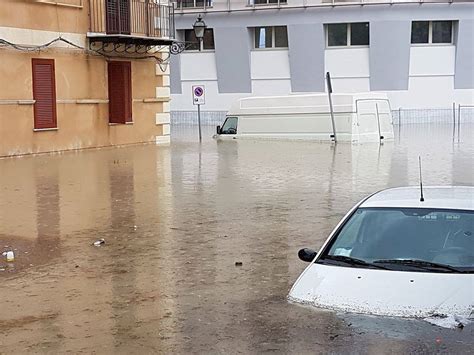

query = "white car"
(289, 186), (474, 320)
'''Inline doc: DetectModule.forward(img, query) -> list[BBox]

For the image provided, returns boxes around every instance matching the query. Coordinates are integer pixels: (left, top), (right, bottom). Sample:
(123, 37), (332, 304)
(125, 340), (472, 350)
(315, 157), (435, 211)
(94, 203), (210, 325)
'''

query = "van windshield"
(221, 117), (238, 134)
(319, 208), (474, 273)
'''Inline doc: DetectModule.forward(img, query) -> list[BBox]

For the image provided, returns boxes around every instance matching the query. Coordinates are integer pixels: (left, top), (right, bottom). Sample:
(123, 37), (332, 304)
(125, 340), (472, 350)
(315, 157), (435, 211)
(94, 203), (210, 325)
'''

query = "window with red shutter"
(108, 61), (132, 124)
(106, 0), (130, 35)
(32, 59), (57, 130)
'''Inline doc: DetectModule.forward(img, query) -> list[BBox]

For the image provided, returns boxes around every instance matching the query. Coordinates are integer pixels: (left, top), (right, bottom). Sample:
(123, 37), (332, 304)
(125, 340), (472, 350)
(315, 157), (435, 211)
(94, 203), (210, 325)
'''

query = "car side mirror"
(216, 125), (221, 134)
(298, 248), (317, 262)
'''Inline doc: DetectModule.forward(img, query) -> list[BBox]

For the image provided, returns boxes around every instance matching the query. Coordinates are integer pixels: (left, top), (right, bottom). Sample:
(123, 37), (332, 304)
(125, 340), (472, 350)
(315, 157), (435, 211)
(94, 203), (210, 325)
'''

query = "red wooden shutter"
(32, 59), (57, 130)
(108, 61), (132, 124)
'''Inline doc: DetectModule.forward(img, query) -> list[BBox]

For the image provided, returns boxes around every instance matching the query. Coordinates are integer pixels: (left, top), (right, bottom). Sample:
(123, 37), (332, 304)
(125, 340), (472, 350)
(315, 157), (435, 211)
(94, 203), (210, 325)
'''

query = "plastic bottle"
(5, 251), (14, 262)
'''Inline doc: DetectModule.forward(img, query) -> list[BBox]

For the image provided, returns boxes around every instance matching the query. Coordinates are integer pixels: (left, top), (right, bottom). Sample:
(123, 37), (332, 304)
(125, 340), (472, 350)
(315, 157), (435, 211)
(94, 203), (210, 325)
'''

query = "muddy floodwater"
(0, 124), (473, 354)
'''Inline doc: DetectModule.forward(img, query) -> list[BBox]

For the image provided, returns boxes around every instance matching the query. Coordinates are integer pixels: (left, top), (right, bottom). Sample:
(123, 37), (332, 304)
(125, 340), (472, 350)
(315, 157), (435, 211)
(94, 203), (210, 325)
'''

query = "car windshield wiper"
(372, 259), (463, 273)
(322, 255), (389, 270)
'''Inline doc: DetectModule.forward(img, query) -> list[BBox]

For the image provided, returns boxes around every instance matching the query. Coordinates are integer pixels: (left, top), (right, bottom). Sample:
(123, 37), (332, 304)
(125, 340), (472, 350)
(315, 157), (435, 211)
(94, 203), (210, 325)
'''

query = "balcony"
(88, 0), (175, 46)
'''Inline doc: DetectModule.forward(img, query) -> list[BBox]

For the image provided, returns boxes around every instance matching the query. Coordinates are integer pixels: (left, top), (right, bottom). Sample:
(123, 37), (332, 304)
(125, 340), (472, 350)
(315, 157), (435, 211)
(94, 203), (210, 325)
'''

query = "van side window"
(221, 117), (238, 134)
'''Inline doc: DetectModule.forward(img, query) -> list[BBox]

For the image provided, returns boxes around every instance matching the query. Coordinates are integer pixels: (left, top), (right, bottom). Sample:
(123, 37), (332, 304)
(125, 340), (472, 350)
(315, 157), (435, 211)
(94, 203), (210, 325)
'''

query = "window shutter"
(106, 0), (130, 34)
(108, 61), (132, 124)
(106, 0), (120, 34)
(120, 0), (131, 35)
(32, 59), (57, 130)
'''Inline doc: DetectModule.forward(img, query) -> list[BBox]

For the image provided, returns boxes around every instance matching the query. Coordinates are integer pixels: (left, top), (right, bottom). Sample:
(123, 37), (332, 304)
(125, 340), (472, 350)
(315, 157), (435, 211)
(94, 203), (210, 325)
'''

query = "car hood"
(289, 264), (474, 318)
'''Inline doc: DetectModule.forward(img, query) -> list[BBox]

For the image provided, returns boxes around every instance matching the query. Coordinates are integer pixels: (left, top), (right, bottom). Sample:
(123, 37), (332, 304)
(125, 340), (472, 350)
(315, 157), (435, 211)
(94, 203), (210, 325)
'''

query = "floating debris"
(235, 261), (243, 266)
(92, 239), (105, 247)
(2, 251), (15, 262)
(424, 314), (470, 329)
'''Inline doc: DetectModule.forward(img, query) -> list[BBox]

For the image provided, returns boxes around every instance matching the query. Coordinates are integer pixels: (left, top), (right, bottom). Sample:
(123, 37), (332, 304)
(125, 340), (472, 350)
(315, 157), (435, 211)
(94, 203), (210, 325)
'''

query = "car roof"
(360, 186), (474, 211)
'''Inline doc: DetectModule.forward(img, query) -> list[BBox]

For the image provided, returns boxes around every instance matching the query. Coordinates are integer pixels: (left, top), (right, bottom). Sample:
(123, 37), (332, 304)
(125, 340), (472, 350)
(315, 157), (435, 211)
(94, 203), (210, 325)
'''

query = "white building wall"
(171, 39), (474, 115)
(388, 45), (458, 109)
(324, 48), (370, 93)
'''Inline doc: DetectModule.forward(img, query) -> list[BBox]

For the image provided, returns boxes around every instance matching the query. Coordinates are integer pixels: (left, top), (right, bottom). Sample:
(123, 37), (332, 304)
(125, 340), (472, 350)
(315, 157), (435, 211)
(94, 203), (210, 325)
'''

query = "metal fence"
(171, 111), (226, 125)
(392, 107), (474, 125)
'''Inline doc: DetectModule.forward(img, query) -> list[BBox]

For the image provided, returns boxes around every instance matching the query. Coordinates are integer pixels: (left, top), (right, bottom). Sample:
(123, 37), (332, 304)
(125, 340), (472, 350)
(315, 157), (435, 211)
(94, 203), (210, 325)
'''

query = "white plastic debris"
(93, 239), (105, 247)
(2, 251), (15, 262)
(424, 314), (471, 329)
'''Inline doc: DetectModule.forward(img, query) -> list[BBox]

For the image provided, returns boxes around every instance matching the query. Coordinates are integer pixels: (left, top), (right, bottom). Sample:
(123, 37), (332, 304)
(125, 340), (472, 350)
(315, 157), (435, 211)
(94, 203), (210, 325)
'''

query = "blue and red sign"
(192, 85), (205, 105)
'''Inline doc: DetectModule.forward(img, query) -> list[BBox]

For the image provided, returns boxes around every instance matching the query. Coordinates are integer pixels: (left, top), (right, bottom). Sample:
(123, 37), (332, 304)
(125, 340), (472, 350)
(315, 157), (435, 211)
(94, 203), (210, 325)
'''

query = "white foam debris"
(424, 314), (472, 329)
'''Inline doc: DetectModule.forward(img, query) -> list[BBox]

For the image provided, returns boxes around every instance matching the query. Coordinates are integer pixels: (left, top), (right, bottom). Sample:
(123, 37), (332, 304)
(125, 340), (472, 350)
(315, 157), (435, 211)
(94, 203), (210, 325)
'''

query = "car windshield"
(221, 117), (238, 134)
(321, 207), (474, 272)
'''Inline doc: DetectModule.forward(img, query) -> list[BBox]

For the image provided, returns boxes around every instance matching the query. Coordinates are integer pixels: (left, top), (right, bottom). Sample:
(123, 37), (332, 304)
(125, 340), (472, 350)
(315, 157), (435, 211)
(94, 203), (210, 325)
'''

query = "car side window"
(221, 117), (238, 134)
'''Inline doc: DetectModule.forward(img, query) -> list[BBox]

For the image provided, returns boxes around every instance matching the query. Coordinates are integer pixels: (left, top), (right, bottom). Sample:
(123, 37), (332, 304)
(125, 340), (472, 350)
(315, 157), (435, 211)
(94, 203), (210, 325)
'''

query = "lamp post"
(193, 14), (207, 51)
(193, 15), (207, 142)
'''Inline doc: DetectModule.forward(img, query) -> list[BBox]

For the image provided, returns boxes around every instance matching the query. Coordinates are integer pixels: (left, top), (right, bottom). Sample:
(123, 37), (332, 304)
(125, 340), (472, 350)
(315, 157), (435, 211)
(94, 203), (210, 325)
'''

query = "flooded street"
(0, 124), (473, 354)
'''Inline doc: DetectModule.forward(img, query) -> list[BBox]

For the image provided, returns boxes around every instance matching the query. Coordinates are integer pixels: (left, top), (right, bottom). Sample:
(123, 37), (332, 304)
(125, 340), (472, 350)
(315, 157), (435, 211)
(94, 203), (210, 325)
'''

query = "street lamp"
(192, 14), (207, 51)
(193, 15), (206, 142)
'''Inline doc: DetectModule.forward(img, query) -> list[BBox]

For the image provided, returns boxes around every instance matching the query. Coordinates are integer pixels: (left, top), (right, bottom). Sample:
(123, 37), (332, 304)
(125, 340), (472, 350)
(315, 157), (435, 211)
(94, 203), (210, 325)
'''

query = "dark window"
(327, 24), (347, 46)
(32, 59), (57, 130)
(255, 27), (273, 48)
(178, 0), (212, 7)
(274, 26), (288, 47)
(252, 0), (287, 3)
(184, 29), (214, 50)
(432, 21), (452, 43)
(203, 29), (215, 50)
(184, 30), (199, 50)
(254, 26), (288, 49)
(108, 61), (132, 124)
(351, 23), (369, 46)
(411, 21), (430, 44)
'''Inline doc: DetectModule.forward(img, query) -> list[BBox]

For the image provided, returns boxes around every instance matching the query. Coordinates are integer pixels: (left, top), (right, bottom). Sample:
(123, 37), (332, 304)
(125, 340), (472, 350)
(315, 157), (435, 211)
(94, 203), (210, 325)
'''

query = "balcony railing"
(89, 0), (175, 40)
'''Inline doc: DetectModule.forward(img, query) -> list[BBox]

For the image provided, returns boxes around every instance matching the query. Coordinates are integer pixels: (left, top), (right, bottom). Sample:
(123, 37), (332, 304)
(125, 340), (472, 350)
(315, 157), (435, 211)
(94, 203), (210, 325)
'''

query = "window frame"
(326, 22), (370, 49)
(411, 21), (454, 46)
(183, 29), (215, 52)
(253, 26), (288, 50)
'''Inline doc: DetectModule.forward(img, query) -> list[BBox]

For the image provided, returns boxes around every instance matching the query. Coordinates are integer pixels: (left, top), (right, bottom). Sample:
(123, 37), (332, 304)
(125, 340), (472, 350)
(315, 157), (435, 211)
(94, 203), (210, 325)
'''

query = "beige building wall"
(0, 0), (171, 157)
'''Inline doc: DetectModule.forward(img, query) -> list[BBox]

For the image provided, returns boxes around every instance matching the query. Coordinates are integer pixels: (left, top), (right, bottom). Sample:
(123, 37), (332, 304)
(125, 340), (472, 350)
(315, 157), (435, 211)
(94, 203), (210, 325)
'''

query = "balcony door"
(106, 0), (131, 35)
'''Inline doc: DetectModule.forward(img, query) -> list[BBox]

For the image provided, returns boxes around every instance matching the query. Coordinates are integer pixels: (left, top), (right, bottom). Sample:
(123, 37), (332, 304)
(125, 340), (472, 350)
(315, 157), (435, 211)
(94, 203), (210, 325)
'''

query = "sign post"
(326, 72), (337, 143)
(192, 85), (205, 142)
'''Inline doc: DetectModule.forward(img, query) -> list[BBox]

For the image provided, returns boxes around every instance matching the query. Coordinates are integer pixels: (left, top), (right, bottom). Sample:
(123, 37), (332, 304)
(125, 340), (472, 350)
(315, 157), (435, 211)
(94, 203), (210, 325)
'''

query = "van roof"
(227, 92), (390, 116)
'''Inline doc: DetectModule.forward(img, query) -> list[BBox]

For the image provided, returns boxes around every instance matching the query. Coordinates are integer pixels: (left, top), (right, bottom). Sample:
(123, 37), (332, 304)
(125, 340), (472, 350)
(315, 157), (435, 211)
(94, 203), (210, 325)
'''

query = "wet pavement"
(0, 123), (473, 354)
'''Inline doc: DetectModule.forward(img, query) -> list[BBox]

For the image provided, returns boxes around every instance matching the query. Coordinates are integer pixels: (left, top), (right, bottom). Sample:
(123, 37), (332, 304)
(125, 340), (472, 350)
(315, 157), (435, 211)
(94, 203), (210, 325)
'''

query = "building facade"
(170, 0), (474, 122)
(0, 0), (175, 157)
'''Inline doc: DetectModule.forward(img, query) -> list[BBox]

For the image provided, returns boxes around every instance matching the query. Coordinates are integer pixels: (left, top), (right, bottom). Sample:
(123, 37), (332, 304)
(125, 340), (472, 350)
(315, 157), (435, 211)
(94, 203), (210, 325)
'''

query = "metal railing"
(89, 0), (175, 39)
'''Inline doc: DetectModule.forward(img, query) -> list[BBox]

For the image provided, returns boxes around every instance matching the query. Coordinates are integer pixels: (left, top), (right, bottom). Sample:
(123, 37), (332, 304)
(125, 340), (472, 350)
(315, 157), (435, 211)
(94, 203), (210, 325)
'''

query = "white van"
(215, 93), (394, 143)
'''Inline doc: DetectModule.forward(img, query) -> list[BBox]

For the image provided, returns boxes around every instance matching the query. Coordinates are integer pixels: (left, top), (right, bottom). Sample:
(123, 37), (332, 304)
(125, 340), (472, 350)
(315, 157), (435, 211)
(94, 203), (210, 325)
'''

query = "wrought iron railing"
(89, 0), (175, 39)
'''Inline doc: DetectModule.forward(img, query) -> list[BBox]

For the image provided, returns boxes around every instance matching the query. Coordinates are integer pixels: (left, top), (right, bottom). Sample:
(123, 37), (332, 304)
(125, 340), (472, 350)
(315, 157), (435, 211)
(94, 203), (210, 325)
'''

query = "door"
(108, 61), (132, 124)
(32, 59), (57, 130)
(106, 0), (130, 35)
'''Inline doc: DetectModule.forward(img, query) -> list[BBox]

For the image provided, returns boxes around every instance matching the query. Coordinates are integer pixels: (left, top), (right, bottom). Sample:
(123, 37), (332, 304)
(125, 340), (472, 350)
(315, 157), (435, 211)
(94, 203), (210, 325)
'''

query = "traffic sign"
(192, 85), (205, 105)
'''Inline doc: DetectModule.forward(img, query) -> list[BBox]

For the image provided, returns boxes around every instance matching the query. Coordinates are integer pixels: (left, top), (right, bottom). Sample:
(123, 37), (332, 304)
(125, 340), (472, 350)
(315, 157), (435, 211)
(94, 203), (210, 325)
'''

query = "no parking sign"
(192, 85), (205, 105)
